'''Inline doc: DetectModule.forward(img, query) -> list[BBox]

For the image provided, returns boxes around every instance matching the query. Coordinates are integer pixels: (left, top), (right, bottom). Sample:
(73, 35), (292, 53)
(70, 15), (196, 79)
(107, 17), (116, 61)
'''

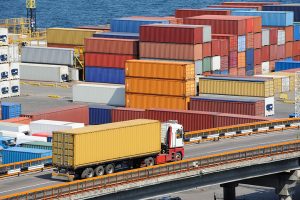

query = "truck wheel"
(81, 168), (94, 179)
(145, 157), (154, 167)
(105, 164), (115, 174)
(175, 152), (182, 161)
(94, 165), (105, 176)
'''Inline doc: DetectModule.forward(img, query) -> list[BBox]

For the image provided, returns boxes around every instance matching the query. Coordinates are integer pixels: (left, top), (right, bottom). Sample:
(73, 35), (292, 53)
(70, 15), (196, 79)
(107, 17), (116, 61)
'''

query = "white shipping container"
(9, 62), (19, 80)
(262, 29), (270, 46)
(10, 79), (20, 97)
(68, 68), (79, 81)
(1, 81), (10, 98)
(277, 30), (285, 45)
(0, 123), (30, 134)
(21, 46), (74, 66)
(0, 46), (8, 64)
(20, 63), (69, 82)
(265, 96), (275, 116)
(0, 28), (8, 46)
(73, 83), (125, 106)
(211, 56), (221, 71)
(0, 131), (47, 144)
(30, 120), (84, 134)
(262, 61), (270, 74)
(0, 63), (9, 81)
(8, 44), (19, 62)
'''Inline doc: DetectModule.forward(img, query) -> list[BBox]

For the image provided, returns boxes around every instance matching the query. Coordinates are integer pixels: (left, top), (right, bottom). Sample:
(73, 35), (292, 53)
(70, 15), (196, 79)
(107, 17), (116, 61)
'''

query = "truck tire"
(145, 157), (154, 167)
(81, 168), (94, 179)
(94, 165), (105, 176)
(176, 152), (182, 161)
(105, 164), (115, 174)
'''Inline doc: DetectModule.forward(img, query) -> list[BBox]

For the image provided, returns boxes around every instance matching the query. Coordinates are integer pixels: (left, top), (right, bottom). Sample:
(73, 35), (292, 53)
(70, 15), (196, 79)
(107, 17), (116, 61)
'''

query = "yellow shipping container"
(255, 75), (290, 94)
(125, 77), (195, 97)
(199, 77), (274, 97)
(126, 60), (195, 80)
(126, 93), (190, 110)
(47, 28), (98, 46)
(53, 119), (161, 169)
(268, 72), (295, 91)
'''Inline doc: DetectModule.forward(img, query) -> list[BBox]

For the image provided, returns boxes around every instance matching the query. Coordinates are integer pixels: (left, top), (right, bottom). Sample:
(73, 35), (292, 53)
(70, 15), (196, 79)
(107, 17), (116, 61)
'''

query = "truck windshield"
(176, 129), (183, 139)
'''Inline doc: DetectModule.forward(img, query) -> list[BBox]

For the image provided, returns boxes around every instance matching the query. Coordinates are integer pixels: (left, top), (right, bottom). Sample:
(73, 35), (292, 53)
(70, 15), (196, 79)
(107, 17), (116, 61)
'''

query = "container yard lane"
(0, 128), (299, 197)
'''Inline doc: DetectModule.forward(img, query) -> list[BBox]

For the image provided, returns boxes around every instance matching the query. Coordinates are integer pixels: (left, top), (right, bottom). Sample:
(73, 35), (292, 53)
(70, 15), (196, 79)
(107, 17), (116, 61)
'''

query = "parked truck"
(52, 119), (184, 181)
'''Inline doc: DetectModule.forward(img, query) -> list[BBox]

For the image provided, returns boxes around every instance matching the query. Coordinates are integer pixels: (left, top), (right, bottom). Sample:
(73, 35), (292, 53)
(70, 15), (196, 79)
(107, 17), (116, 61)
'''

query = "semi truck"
(52, 119), (184, 181)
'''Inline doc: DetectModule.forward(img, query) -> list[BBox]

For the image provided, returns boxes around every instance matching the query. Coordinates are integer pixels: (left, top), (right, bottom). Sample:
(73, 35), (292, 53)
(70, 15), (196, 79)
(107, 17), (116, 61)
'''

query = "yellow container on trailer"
(255, 74), (290, 94)
(52, 119), (161, 169)
(268, 72), (295, 91)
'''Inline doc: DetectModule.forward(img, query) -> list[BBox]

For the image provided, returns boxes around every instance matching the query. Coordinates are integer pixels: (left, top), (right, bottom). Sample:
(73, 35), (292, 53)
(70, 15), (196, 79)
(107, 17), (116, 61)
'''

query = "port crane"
(26, 0), (36, 33)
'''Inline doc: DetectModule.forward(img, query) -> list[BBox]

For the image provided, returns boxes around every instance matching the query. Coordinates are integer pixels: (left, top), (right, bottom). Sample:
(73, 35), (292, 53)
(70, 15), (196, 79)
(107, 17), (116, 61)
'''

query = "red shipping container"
(208, 5), (262, 11)
(277, 45), (285, 60)
(293, 41), (300, 56)
(261, 46), (270, 62)
(229, 68), (238, 75)
(219, 39), (229, 56)
(229, 51), (238, 68)
(214, 113), (269, 128)
(140, 24), (211, 44)
(175, 9), (231, 18)
(21, 105), (89, 125)
(85, 38), (139, 55)
(203, 42), (212, 58)
(213, 34), (237, 52)
(268, 28), (278, 45)
(253, 32), (262, 49)
(1, 117), (31, 124)
(236, 16), (262, 33)
(129, 16), (182, 24)
(293, 55), (300, 61)
(270, 45), (278, 61)
(211, 39), (221, 56)
(254, 48), (261, 65)
(183, 15), (248, 35)
(254, 65), (262, 75)
(246, 33), (254, 49)
(221, 56), (229, 71)
(269, 60), (275, 72)
(285, 42), (293, 58)
(269, 26), (294, 42)
(222, 2), (280, 6)
(47, 43), (78, 49)
(190, 96), (265, 116)
(238, 67), (246, 76)
(85, 53), (135, 68)
(112, 107), (146, 122)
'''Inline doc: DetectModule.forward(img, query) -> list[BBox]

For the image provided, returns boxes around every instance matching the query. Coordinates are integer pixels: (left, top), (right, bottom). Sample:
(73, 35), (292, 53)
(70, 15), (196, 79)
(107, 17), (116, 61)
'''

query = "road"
(0, 128), (299, 197)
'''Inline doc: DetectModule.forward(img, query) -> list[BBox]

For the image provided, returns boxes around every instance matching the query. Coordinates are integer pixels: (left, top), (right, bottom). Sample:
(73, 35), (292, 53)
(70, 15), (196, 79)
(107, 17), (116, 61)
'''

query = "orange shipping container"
(285, 42), (293, 58)
(139, 42), (202, 61)
(126, 93), (190, 110)
(125, 60), (195, 80)
(238, 52), (246, 68)
(238, 67), (246, 76)
(125, 77), (195, 97)
(269, 60), (275, 72)
(229, 68), (238, 76)
(1, 117), (31, 124)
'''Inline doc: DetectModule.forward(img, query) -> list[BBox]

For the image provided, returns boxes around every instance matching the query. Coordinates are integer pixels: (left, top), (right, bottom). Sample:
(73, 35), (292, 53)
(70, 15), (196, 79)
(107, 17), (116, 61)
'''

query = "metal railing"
(2, 140), (300, 200)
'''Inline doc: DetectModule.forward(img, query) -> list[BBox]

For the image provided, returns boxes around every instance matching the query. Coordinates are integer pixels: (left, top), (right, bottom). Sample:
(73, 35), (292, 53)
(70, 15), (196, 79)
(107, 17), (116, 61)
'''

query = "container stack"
(1, 102), (21, 120)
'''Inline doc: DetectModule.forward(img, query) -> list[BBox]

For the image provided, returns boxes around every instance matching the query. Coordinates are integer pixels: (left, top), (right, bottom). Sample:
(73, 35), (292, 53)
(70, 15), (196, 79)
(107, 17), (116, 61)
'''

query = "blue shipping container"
(2, 147), (52, 164)
(85, 67), (125, 84)
(111, 18), (169, 33)
(246, 49), (254, 69)
(220, 70), (229, 75)
(93, 32), (139, 39)
(231, 11), (294, 27)
(294, 23), (300, 41)
(1, 102), (21, 120)
(263, 5), (300, 22)
(246, 70), (254, 76)
(275, 61), (300, 71)
(89, 105), (114, 125)
(238, 35), (246, 52)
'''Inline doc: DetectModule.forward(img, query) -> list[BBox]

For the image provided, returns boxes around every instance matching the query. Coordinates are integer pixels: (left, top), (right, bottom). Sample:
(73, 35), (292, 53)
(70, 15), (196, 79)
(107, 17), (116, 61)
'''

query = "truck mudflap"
(52, 172), (75, 182)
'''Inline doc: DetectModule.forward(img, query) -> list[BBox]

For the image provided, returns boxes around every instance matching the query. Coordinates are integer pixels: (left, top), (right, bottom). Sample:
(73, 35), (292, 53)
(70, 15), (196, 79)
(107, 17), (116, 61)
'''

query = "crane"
(26, 0), (36, 33)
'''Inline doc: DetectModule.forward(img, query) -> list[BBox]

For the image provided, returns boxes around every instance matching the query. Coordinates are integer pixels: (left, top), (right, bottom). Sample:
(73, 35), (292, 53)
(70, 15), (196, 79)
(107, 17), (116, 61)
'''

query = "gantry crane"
(26, 0), (36, 33)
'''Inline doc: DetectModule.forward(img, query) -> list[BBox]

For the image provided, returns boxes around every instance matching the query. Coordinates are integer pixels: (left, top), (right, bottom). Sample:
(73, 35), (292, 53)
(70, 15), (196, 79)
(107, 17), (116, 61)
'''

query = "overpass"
(1, 119), (300, 199)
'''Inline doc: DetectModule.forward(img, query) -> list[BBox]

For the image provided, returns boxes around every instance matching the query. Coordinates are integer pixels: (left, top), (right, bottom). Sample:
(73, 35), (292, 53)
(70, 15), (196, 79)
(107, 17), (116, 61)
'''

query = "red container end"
(211, 39), (221, 56)
(269, 28), (278, 45)
(112, 107), (146, 122)
(277, 45), (285, 60)
(254, 48), (262, 66)
(175, 9), (231, 18)
(21, 105), (89, 125)
(203, 42), (212, 58)
(268, 26), (294, 43)
(237, 16), (262, 33)
(254, 65), (262, 75)
(253, 32), (262, 49)
(1, 117), (31, 124)
(221, 56), (229, 71)
(293, 41), (300, 57)
(237, 67), (246, 76)
(246, 33), (254, 49)
(183, 15), (248, 35)
(229, 68), (238, 75)
(270, 45), (278, 61)
(229, 51), (238, 68)
(285, 42), (293, 58)
(269, 60), (275, 72)
(261, 46), (270, 62)
(85, 53), (136, 68)
(219, 38), (229, 56)
(212, 34), (238, 52)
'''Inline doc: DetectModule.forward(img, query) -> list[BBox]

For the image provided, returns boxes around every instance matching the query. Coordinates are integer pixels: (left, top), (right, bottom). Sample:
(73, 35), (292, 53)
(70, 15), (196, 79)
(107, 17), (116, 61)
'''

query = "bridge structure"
(1, 118), (300, 200)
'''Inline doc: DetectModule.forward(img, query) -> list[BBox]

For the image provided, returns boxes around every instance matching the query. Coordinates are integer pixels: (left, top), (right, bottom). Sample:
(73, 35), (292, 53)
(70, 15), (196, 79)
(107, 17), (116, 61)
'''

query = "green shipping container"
(20, 141), (52, 150)
(203, 57), (211, 72)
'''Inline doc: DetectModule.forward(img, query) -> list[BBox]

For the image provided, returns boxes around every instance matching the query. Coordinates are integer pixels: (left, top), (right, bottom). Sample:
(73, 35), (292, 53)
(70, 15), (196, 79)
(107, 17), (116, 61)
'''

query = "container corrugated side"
(52, 119), (161, 168)
(175, 9), (231, 18)
(20, 141), (52, 150)
(263, 5), (300, 22)
(126, 93), (189, 110)
(47, 28), (98, 46)
(1, 102), (21, 120)
(125, 77), (195, 97)
(275, 61), (300, 71)
(85, 67), (125, 84)
(125, 60), (195, 80)
(89, 105), (114, 125)
(198, 77), (274, 97)
(93, 32), (139, 40)
(112, 107), (146, 122)
(85, 53), (136, 68)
